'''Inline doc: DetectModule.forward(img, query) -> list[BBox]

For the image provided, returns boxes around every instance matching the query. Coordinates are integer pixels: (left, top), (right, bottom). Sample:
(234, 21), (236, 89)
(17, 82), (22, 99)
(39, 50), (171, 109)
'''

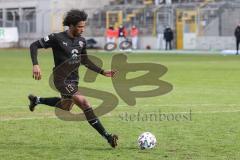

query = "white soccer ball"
(137, 132), (157, 149)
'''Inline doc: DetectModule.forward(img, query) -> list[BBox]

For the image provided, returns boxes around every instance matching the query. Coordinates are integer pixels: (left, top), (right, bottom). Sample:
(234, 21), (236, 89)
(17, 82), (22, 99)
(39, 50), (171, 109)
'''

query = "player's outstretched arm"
(81, 47), (117, 78)
(30, 41), (43, 80)
(81, 56), (116, 78)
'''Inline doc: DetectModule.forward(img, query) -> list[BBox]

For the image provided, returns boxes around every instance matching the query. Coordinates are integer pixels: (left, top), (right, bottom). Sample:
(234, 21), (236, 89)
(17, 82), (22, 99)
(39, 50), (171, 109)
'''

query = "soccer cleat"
(28, 94), (38, 112)
(107, 134), (118, 148)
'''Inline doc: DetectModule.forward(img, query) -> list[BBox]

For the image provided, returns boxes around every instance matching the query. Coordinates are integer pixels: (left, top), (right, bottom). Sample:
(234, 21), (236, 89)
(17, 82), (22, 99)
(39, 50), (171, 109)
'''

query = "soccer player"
(235, 24), (240, 55)
(28, 9), (118, 148)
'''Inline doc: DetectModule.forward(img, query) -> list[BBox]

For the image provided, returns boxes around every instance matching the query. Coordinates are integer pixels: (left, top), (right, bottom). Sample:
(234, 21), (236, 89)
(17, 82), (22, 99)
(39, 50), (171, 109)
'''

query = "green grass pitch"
(0, 49), (240, 160)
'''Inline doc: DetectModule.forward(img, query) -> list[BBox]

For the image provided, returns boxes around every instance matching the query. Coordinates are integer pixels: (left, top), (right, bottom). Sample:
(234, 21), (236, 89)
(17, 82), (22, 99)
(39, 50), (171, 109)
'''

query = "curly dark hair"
(63, 9), (88, 26)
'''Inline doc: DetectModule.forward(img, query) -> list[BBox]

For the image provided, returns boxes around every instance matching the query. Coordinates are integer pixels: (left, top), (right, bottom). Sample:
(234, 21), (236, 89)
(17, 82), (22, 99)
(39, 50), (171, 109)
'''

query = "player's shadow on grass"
(83, 146), (138, 151)
(82, 147), (116, 151)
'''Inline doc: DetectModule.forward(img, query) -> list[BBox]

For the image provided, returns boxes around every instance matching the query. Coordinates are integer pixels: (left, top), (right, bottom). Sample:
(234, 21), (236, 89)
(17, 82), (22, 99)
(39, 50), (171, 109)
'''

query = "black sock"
(38, 97), (61, 107)
(84, 108), (110, 139)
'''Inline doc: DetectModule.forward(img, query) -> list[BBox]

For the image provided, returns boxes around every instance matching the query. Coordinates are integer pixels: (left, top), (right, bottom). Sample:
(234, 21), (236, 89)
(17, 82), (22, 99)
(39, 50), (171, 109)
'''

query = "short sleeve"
(39, 34), (56, 48)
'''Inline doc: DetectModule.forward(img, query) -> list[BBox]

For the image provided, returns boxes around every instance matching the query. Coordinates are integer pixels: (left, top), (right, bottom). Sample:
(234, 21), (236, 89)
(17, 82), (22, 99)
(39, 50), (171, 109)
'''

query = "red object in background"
(105, 28), (117, 38)
(130, 26), (139, 37)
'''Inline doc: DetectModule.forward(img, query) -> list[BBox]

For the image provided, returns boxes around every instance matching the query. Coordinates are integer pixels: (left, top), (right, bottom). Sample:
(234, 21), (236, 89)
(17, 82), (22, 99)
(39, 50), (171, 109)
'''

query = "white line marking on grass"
(0, 104), (240, 122)
(1, 109), (240, 122)
(0, 103), (239, 109)
(118, 103), (240, 106)
(170, 110), (240, 114)
(0, 116), (56, 122)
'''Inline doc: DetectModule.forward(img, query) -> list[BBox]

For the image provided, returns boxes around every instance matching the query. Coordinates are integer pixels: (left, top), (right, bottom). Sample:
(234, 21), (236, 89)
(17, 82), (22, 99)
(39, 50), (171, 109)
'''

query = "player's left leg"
(236, 39), (240, 55)
(72, 92), (118, 148)
(28, 94), (62, 111)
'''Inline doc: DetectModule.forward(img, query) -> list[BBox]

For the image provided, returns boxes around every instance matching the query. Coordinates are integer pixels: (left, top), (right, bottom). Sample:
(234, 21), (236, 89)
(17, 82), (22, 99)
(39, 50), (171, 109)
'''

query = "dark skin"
(32, 21), (117, 111)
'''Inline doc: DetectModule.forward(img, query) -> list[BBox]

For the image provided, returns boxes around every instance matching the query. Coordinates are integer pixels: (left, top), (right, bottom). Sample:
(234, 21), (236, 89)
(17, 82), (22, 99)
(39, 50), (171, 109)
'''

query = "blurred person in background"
(164, 26), (174, 50)
(234, 24), (240, 55)
(117, 24), (128, 50)
(105, 25), (116, 44)
(130, 25), (139, 50)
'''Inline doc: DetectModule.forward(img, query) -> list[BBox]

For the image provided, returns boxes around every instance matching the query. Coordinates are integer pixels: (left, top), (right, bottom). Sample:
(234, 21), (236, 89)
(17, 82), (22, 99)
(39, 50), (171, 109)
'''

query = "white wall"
(196, 37), (236, 50)
(87, 36), (160, 50)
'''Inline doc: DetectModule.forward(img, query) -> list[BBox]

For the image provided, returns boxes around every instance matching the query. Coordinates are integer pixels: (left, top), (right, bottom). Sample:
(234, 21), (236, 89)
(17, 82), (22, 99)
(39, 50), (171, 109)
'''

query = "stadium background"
(0, 0), (240, 50)
(0, 0), (240, 160)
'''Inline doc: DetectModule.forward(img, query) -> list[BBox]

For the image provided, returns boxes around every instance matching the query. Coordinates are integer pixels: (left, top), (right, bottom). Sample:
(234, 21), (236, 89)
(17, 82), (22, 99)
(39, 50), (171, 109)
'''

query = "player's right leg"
(72, 92), (118, 148)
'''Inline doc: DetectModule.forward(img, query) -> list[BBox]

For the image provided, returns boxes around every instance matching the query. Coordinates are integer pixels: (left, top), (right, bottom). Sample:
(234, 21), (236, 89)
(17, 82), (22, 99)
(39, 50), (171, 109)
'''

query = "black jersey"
(34, 31), (103, 82)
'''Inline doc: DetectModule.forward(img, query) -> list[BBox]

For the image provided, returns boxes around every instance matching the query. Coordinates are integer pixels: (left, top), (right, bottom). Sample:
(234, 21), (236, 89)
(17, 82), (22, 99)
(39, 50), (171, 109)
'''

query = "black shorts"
(54, 79), (79, 99)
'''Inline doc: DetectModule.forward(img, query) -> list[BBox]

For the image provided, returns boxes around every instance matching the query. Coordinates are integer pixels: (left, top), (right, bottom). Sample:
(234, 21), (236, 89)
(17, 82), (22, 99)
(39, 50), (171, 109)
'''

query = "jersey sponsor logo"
(44, 36), (49, 42)
(71, 49), (79, 60)
(79, 41), (84, 48)
(71, 49), (78, 54)
(69, 49), (81, 64)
